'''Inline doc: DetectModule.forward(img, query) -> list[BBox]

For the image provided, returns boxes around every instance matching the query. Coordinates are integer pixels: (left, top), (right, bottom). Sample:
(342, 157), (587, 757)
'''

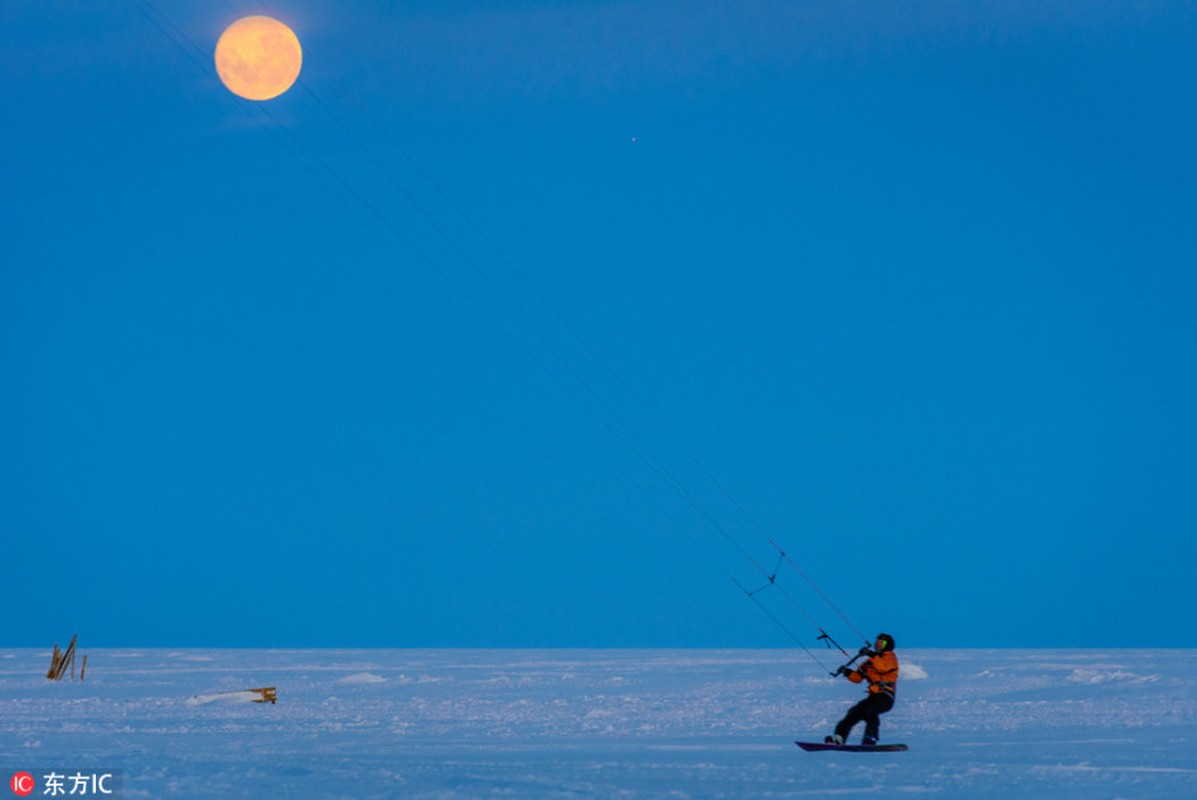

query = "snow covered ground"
(2, 648), (1194, 798)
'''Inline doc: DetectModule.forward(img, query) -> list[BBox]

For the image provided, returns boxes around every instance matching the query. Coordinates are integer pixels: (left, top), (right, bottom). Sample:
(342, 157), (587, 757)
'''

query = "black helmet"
(875, 633), (895, 652)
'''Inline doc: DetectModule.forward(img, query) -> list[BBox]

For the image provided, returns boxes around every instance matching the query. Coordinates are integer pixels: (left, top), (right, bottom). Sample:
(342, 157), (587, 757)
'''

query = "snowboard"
(795, 741), (908, 752)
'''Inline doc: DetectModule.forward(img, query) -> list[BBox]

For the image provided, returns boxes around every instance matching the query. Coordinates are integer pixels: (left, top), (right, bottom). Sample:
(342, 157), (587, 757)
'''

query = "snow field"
(1, 649), (1194, 798)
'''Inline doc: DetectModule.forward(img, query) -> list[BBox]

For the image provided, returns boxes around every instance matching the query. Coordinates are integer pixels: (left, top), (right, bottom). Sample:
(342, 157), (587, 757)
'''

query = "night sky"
(4, 1), (1195, 649)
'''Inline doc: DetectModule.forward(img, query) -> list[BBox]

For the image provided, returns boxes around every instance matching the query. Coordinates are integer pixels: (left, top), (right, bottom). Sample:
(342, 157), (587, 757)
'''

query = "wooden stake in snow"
(251, 687), (277, 704)
(46, 643), (61, 680)
(46, 634), (85, 681)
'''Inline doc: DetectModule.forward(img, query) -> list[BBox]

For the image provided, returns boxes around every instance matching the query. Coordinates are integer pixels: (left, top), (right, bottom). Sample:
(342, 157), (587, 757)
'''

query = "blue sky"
(3, 1), (1195, 650)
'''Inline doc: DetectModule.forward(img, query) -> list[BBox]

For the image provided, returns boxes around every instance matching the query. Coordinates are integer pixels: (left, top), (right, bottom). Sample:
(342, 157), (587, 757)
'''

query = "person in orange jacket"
(825, 633), (899, 746)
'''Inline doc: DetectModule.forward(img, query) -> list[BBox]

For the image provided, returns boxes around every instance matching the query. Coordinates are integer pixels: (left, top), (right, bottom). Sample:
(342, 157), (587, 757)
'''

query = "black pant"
(834, 692), (894, 741)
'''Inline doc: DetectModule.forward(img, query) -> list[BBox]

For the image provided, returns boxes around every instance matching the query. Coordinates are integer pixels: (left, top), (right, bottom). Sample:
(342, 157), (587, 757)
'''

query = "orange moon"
(214, 16), (302, 101)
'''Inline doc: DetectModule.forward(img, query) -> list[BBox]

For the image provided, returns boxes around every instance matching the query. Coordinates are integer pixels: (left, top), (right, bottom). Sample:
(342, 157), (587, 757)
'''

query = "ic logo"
(9, 772), (34, 797)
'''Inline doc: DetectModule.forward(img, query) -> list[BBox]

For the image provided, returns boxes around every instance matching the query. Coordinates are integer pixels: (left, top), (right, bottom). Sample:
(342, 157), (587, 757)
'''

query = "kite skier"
(825, 633), (899, 747)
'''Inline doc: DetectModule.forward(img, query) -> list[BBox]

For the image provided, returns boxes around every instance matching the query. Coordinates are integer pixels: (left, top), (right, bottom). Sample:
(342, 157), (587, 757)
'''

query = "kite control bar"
(829, 646), (878, 678)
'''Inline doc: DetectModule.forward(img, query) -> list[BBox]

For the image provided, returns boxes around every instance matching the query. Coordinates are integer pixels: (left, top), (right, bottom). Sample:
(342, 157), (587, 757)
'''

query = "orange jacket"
(847, 651), (899, 696)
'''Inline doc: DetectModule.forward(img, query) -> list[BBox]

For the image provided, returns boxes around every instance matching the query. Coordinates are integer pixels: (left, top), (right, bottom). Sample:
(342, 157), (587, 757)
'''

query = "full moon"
(214, 16), (302, 101)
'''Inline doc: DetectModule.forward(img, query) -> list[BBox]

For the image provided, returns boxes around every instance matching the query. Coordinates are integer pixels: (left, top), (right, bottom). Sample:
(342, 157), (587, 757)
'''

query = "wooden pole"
(46, 644), (61, 680)
(57, 636), (75, 681)
(250, 687), (277, 704)
(80, 655), (88, 681)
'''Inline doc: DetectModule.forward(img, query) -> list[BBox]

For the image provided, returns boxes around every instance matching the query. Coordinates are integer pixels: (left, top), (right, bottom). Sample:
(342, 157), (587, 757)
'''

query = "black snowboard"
(796, 741), (908, 752)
